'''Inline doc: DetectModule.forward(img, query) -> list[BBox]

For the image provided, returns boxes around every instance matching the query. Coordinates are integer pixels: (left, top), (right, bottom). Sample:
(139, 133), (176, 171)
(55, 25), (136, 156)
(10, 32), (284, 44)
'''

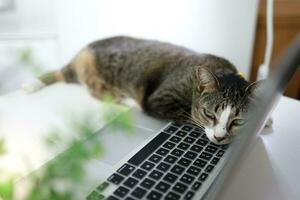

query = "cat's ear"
(245, 80), (264, 99)
(195, 66), (219, 93)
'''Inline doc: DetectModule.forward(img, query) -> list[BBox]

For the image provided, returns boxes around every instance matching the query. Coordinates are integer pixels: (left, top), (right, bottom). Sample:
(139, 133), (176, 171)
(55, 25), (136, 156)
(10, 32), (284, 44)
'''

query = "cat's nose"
(214, 135), (225, 142)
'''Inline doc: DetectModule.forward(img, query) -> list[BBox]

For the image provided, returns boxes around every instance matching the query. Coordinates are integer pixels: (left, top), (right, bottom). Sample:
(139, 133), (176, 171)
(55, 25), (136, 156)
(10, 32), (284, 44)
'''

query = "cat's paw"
(22, 78), (45, 94)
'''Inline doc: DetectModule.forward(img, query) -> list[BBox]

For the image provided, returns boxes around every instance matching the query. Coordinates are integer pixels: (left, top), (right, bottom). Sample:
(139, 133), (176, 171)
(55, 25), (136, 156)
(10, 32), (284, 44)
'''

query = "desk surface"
(0, 84), (300, 200)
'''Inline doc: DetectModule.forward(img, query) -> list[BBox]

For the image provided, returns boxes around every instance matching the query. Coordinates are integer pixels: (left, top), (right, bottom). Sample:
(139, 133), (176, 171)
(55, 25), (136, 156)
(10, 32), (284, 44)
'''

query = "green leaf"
(44, 131), (61, 147)
(19, 48), (32, 64)
(90, 142), (103, 157)
(0, 179), (14, 200)
(18, 48), (45, 75)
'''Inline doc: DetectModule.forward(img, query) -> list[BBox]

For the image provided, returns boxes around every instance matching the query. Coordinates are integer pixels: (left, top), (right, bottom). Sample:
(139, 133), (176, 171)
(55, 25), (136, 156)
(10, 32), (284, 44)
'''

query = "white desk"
(0, 84), (300, 199)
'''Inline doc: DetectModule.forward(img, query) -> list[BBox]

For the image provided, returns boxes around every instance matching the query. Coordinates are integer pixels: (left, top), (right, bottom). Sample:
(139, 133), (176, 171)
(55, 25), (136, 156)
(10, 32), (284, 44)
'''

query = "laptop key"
(171, 165), (185, 175)
(164, 155), (178, 164)
(182, 125), (193, 131)
(173, 182), (188, 193)
(170, 136), (181, 143)
(178, 158), (192, 167)
(149, 170), (164, 180)
(180, 174), (195, 185)
(141, 178), (156, 189)
(209, 142), (221, 147)
(128, 132), (170, 166)
(157, 162), (171, 172)
(184, 191), (195, 200)
(155, 181), (171, 192)
(176, 131), (187, 137)
(171, 148), (184, 157)
(156, 148), (169, 156)
(87, 191), (105, 200)
(164, 126), (178, 134)
(184, 151), (197, 160)
(193, 159), (207, 168)
(205, 165), (215, 173)
(177, 142), (190, 150)
(114, 186), (129, 198)
(125, 197), (135, 200)
(189, 131), (201, 138)
(199, 173), (209, 181)
(165, 191), (180, 200)
(201, 134), (209, 140)
(147, 190), (163, 200)
(190, 144), (203, 153)
(123, 177), (139, 188)
(141, 161), (155, 171)
(106, 196), (120, 200)
(131, 187), (147, 198)
(132, 169), (147, 180)
(107, 173), (125, 185)
(117, 164), (135, 176)
(199, 152), (213, 161)
(187, 166), (201, 176)
(196, 139), (208, 146)
(163, 173), (178, 183)
(192, 181), (202, 191)
(96, 181), (109, 192)
(211, 157), (220, 165)
(149, 154), (163, 163)
(205, 145), (218, 154)
(194, 127), (204, 132)
(216, 150), (225, 157)
(184, 137), (196, 144)
(163, 142), (176, 150)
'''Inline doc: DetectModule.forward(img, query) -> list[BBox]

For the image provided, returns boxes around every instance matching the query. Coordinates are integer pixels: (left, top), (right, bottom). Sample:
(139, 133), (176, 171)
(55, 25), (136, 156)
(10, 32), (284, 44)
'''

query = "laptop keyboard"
(87, 123), (228, 200)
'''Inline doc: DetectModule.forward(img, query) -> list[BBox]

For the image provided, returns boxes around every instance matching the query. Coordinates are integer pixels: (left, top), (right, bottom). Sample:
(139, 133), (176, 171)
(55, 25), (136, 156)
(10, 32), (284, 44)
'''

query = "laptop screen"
(204, 34), (300, 200)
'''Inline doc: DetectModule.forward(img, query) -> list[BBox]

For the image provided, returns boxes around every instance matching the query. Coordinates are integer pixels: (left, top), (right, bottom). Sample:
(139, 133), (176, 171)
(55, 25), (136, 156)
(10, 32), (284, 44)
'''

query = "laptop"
(15, 35), (300, 200)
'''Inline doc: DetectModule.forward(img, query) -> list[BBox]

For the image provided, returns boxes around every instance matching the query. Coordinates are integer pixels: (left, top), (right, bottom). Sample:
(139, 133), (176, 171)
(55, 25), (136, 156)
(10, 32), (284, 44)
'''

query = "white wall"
(0, 0), (259, 77)
(53, 0), (101, 65)
(95, 0), (259, 78)
(0, 0), (55, 33)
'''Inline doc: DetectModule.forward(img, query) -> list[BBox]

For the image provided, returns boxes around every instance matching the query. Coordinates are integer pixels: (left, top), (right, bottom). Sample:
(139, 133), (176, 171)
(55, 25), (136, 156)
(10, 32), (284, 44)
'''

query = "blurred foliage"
(23, 122), (103, 200)
(0, 179), (14, 200)
(101, 94), (134, 133)
(18, 48), (45, 75)
(0, 138), (5, 155)
(0, 97), (133, 200)
(0, 138), (14, 200)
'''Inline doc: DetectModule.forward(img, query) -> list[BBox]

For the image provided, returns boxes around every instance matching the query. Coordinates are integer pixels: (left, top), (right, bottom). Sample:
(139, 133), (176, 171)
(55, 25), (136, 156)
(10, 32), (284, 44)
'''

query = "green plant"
(18, 48), (45, 75)
(0, 99), (133, 200)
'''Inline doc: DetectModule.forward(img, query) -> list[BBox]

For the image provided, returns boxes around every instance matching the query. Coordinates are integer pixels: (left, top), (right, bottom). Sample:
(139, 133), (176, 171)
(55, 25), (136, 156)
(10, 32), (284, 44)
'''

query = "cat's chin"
(210, 138), (231, 145)
(204, 127), (231, 145)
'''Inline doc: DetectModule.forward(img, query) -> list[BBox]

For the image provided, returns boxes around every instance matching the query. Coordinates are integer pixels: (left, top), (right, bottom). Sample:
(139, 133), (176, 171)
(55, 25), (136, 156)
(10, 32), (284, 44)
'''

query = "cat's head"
(191, 67), (261, 145)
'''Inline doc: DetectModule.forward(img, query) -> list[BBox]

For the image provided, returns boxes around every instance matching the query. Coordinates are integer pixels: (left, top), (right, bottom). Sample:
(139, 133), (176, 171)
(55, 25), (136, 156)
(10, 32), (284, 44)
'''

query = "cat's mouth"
(204, 127), (232, 145)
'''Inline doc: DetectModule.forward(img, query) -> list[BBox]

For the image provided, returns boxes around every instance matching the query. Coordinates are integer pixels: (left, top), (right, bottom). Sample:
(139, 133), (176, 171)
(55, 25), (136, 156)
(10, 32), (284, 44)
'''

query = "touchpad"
(92, 125), (154, 166)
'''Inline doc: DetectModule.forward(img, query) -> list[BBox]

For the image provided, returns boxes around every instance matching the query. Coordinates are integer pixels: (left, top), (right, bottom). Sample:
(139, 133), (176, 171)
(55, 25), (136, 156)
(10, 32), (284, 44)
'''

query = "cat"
(22, 36), (269, 144)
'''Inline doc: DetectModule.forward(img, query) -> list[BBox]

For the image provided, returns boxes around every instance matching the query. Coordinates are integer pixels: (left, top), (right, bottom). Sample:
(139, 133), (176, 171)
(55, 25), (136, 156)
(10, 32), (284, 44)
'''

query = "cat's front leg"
(142, 91), (191, 122)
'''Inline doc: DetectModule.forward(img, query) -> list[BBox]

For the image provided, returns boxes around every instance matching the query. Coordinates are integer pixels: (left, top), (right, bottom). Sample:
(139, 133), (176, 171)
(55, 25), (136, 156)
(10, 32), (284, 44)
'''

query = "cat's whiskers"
(177, 111), (204, 128)
(169, 101), (203, 127)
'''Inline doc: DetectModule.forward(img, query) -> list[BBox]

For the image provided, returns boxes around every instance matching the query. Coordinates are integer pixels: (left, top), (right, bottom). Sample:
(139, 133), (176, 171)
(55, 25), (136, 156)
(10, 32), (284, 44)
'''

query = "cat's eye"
(203, 109), (216, 120)
(231, 119), (245, 127)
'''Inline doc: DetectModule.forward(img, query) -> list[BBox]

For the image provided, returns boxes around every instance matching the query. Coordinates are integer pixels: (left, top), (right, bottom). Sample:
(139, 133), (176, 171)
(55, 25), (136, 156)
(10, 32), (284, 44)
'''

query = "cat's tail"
(22, 64), (77, 94)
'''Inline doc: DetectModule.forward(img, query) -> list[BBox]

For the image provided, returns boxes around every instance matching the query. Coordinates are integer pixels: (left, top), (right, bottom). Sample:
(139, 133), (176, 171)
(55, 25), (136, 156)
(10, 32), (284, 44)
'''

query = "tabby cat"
(23, 36), (264, 144)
